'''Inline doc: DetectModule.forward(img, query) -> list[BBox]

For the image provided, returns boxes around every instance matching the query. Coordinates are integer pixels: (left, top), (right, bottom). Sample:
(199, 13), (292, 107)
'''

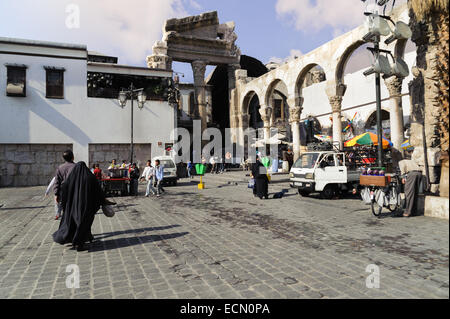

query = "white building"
(0, 37), (176, 187)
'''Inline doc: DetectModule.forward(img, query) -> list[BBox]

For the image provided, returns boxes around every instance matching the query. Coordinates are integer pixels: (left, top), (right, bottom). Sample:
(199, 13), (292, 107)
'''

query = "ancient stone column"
(238, 112), (249, 154)
(385, 76), (405, 166)
(289, 105), (303, 162)
(329, 96), (343, 150)
(191, 60), (208, 133)
(259, 106), (272, 141)
(227, 63), (240, 95)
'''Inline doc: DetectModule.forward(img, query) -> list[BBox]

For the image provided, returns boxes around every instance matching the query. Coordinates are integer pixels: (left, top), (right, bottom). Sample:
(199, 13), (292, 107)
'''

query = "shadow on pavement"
(93, 225), (182, 241)
(88, 232), (189, 252)
(0, 205), (49, 210)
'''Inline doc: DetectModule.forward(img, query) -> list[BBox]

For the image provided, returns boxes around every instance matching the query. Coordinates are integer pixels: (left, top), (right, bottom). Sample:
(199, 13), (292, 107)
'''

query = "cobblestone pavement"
(0, 171), (448, 299)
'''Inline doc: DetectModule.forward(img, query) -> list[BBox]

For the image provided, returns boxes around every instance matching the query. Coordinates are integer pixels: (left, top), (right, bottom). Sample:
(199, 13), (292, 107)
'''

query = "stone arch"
(264, 78), (289, 109)
(295, 63), (327, 99)
(364, 109), (391, 136)
(335, 40), (366, 85)
(241, 90), (260, 115)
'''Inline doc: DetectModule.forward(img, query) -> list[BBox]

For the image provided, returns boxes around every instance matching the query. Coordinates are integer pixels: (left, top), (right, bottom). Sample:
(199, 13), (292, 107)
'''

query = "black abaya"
(53, 161), (106, 246)
(251, 160), (269, 199)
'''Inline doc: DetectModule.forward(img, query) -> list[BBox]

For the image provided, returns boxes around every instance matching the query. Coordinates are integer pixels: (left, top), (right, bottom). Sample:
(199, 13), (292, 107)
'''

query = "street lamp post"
(118, 83), (147, 164)
(361, 0), (411, 167)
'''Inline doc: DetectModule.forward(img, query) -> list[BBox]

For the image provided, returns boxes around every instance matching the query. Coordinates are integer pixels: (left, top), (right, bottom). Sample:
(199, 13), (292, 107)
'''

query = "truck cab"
(289, 151), (360, 199)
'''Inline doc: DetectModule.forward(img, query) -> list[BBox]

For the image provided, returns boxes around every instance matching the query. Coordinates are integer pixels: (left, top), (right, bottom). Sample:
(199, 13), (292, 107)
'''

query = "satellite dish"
(385, 21), (412, 44)
(391, 57), (410, 77)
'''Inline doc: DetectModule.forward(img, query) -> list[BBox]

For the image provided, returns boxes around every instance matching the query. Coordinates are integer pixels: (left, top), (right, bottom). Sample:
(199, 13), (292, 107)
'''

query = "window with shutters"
(45, 68), (64, 99)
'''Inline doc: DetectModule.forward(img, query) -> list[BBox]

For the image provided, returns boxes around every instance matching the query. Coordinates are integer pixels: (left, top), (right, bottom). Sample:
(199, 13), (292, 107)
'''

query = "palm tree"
(408, 0), (449, 196)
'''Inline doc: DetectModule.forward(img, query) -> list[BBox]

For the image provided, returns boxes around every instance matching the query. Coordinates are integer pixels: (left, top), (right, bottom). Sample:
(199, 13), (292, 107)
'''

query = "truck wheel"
(298, 189), (310, 197)
(320, 185), (335, 199)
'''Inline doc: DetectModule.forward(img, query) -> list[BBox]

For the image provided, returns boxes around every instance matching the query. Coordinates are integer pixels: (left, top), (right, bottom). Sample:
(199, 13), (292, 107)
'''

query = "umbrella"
(344, 132), (392, 149)
(314, 134), (332, 142)
(401, 139), (413, 151)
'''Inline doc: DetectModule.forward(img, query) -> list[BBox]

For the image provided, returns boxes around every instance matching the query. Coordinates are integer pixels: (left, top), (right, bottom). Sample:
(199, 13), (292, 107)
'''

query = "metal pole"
(374, 40), (384, 167)
(130, 82), (134, 164)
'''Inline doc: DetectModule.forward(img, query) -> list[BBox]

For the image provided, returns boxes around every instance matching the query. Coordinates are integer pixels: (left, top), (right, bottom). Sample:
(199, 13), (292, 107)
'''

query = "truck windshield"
(160, 160), (175, 168)
(293, 153), (319, 169)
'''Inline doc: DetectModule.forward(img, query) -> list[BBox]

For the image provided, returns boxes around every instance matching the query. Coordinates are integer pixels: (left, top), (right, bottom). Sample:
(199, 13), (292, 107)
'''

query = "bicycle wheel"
(370, 189), (383, 217)
(387, 186), (398, 212)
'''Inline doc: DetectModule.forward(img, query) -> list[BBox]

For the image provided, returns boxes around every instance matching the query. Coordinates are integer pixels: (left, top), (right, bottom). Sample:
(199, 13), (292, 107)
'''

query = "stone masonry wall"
(0, 144), (72, 187)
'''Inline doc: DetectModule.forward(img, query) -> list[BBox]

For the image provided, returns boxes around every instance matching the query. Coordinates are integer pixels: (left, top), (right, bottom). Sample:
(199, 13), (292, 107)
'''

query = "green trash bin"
(195, 163), (206, 175)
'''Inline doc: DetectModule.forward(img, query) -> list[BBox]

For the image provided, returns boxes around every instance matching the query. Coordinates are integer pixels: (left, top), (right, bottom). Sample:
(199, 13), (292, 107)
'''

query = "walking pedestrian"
(53, 161), (116, 251)
(251, 156), (269, 199)
(141, 160), (156, 197)
(187, 160), (194, 179)
(128, 163), (140, 196)
(45, 176), (62, 220)
(54, 150), (76, 220)
(154, 159), (165, 197)
(399, 149), (423, 217)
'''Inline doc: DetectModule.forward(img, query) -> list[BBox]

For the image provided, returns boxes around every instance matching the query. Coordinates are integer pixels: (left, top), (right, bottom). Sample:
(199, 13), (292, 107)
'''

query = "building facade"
(0, 37), (176, 187)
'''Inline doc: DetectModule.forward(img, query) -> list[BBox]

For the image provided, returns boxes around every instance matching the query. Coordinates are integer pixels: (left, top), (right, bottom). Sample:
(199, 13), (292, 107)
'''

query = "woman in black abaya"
(251, 157), (269, 199)
(53, 161), (109, 251)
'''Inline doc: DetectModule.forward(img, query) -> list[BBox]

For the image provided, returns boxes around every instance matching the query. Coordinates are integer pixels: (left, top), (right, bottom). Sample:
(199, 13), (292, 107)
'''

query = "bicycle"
(366, 174), (402, 217)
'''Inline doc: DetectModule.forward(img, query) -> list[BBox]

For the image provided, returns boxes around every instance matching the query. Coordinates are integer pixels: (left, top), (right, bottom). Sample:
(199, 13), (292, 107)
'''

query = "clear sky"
(0, 0), (408, 82)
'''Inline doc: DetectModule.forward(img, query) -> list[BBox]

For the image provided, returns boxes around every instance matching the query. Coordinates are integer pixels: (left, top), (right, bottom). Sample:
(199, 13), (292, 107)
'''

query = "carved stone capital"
(259, 107), (272, 125)
(384, 76), (403, 97)
(289, 106), (303, 123)
(328, 96), (343, 113)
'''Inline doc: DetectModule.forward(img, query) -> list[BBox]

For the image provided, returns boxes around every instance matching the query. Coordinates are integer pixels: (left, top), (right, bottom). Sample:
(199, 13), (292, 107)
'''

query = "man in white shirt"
(140, 160), (156, 197)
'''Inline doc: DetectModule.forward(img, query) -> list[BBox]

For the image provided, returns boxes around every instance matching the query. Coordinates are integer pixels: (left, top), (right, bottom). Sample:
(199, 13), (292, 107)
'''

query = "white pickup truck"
(289, 151), (360, 199)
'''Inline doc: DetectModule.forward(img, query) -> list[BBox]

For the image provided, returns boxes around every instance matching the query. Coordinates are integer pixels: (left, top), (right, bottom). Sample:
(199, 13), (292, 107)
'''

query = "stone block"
(92, 152), (105, 163)
(30, 144), (43, 151)
(42, 164), (54, 176)
(103, 145), (111, 151)
(412, 147), (441, 167)
(28, 176), (38, 186)
(47, 152), (56, 163)
(54, 144), (67, 152)
(17, 144), (30, 152)
(45, 144), (54, 151)
(6, 163), (17, 176)
(39, 176), (50, 186)
(35, 151), (47, 163)
(18, 164), (31, 176)
(0, 175), (13, 186)
(13, 176), (27, 187)
(14, 151), (34, 164)
(5, 151), (15, 162)
(424, 196), (449, 220)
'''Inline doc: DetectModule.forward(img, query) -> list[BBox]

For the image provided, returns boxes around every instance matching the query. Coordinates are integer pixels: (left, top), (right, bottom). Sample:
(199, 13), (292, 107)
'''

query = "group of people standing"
(140, 160), (165, 197)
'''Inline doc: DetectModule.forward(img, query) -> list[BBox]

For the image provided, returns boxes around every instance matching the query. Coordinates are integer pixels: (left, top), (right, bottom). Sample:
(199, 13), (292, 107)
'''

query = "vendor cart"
(101, 178), (129, 196)
(102, 168), (129, 196)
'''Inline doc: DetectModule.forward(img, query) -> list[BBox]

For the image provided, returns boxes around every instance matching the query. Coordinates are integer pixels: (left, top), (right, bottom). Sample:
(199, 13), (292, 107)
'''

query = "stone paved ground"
(0, 171), (448, 299)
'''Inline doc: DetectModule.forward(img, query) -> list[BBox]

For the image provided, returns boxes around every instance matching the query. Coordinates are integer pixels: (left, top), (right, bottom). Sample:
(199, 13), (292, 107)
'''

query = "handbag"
(248, 178), (255, 189)
(102, 205), (115, 218)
